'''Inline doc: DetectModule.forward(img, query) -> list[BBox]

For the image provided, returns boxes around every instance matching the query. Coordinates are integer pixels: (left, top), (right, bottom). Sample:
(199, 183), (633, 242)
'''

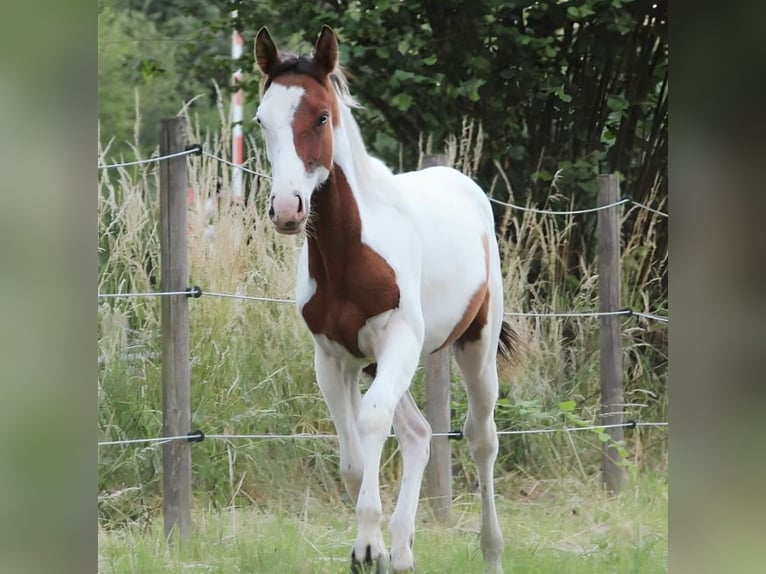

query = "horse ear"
(255, 27), (281, 76)
(314, 25), (338, 77)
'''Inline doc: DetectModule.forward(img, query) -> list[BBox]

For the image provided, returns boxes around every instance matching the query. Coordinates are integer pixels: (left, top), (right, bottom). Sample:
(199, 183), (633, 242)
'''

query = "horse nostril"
(295, 192), (304, 214)
(268, 195), (275, 219)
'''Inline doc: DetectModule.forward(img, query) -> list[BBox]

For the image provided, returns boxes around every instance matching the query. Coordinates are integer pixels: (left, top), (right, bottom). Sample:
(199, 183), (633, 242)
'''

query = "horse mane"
(325, 66), (398, 200)
(261, 52), (359, 107)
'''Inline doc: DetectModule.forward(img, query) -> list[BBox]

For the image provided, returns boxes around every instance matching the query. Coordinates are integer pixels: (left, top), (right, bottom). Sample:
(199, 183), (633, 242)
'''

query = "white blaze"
(256, 84), (330, 222)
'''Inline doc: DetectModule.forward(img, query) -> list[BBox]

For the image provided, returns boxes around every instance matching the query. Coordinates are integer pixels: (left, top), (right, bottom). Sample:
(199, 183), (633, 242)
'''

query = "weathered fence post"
(421, 153), (452, 521)
(597, 174), (626, 494)
(159, 117), (192, 540)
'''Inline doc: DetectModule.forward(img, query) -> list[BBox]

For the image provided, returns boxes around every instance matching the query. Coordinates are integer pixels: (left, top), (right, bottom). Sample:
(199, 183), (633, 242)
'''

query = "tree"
(98, 1), (227, 158)
(220, 1), (665, 205)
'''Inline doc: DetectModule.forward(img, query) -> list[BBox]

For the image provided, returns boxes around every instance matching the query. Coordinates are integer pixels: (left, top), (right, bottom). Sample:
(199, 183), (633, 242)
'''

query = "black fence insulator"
(620, 307), (633, 317)
(185, 143), (203, 156)
(186, 286), (203, 298)
(187, 430), (205, 443)
(447, 430), (464, 441)
(624, 420), (637, 430)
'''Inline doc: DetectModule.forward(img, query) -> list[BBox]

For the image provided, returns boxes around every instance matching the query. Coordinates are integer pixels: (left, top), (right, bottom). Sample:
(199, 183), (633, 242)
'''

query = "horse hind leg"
(388, 391), (432, 571)
(454, 339), (504, 574)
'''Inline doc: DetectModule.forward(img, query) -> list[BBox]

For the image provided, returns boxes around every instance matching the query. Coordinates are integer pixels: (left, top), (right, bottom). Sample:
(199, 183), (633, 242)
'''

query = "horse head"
(255, 26), (340, 234)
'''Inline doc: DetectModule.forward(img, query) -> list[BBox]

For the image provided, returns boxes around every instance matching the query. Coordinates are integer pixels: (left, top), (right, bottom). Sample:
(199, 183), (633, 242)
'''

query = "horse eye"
(317, 112), (329, 126)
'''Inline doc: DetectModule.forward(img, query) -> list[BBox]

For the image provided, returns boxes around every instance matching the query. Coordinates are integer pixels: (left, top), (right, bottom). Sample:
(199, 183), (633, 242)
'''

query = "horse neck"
(306, 102), (395, 279)
(332, 102), (393, 202)
(306, 165), (362, 284)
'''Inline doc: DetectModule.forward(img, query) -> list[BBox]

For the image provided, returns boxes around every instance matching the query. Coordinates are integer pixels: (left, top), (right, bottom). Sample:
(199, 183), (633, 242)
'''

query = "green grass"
(99, 474), (667, 573)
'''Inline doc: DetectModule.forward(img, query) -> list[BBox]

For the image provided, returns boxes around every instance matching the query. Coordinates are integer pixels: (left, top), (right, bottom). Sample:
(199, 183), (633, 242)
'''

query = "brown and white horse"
(255, 26), (516, 574)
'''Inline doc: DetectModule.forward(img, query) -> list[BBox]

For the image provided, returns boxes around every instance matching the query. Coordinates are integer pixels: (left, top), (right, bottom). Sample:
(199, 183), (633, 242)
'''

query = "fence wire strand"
(98, 290), (191, 299)
(632, 311), (669, 323)
(97, 148), (197, 169)
(204, 291), (295, 304)
(201, 151), (272, 180)
(628, 200), (669, 218)
(97, 288), (668, 323)
(488, 196), (668, 218)
(488, 197), (630, 215)
(504, 309), (629, 319)
(97, 434), (195, 447)
(98, 421), (667, 447)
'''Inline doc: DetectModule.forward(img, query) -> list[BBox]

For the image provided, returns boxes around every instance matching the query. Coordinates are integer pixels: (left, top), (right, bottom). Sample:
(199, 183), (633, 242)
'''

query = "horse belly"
(393, 168), (496, 354)
(419, 233), (490, 353)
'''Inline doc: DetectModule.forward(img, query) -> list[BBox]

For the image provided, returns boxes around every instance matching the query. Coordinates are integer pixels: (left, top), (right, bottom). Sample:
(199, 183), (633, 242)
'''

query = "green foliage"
(217, 0), (666, 202)
(98, 1), (226, 159)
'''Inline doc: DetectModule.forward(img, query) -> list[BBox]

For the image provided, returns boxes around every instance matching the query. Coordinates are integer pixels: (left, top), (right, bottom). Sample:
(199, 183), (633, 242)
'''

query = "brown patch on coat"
(436, 234), (491, 351)
(301, 167), (400, 357)
(270, 74), (339, 173)
(456, 287), (490, 346)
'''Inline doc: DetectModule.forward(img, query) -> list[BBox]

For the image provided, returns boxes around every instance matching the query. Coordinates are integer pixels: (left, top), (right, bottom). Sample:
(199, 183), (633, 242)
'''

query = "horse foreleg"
(314, 343), (364, 503)
(352, 321), (422, 574)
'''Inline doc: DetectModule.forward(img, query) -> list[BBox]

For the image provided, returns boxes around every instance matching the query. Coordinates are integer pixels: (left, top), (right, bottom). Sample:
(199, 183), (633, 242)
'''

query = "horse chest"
(301, 244), (400, 358)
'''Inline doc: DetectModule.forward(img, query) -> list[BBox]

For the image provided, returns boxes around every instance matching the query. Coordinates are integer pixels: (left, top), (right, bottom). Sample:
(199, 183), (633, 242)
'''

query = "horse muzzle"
(270, 191), (307, 234)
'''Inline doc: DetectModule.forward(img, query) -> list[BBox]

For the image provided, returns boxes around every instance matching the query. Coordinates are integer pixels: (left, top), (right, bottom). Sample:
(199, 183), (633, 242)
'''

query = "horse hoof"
(350, 547), (369, 574)
(350, 546), (389, 574)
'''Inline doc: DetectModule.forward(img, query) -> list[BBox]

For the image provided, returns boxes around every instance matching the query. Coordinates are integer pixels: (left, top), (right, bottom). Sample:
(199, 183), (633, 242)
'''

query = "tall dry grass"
(98, 108), (667, 528)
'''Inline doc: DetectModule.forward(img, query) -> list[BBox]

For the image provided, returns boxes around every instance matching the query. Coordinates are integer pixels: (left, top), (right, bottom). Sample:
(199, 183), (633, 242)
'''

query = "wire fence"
(97, 287), (669, 324)
(97, 147), (200, 169)
(201, 150), (272, 180)
(487, 196), (668, 218)
(489, 197), (629, 216)
(97, 144), (668, 219)
(98, 421), (667, 448)
(98, 143), (668, 454)
(98, 290), (193, 299)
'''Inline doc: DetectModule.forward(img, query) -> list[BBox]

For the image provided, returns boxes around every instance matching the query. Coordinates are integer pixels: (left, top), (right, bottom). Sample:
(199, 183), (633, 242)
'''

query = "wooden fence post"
(597, 174), (626, 494)
(159, 117), (192, 540)
(421, 153), (452, 521)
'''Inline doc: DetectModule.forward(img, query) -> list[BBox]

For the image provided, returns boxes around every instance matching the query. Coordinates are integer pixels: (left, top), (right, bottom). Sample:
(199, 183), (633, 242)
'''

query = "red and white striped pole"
(231, 10), (244, 202)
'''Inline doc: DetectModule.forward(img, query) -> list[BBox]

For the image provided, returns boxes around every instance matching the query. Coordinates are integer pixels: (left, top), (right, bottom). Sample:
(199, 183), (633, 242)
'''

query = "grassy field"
(98, 111), (668, 572)
(98, 474), (667, 573)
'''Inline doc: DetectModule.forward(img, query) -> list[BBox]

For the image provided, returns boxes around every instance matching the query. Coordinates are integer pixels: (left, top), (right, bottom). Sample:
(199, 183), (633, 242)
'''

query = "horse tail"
(498, 320), (523, 368)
